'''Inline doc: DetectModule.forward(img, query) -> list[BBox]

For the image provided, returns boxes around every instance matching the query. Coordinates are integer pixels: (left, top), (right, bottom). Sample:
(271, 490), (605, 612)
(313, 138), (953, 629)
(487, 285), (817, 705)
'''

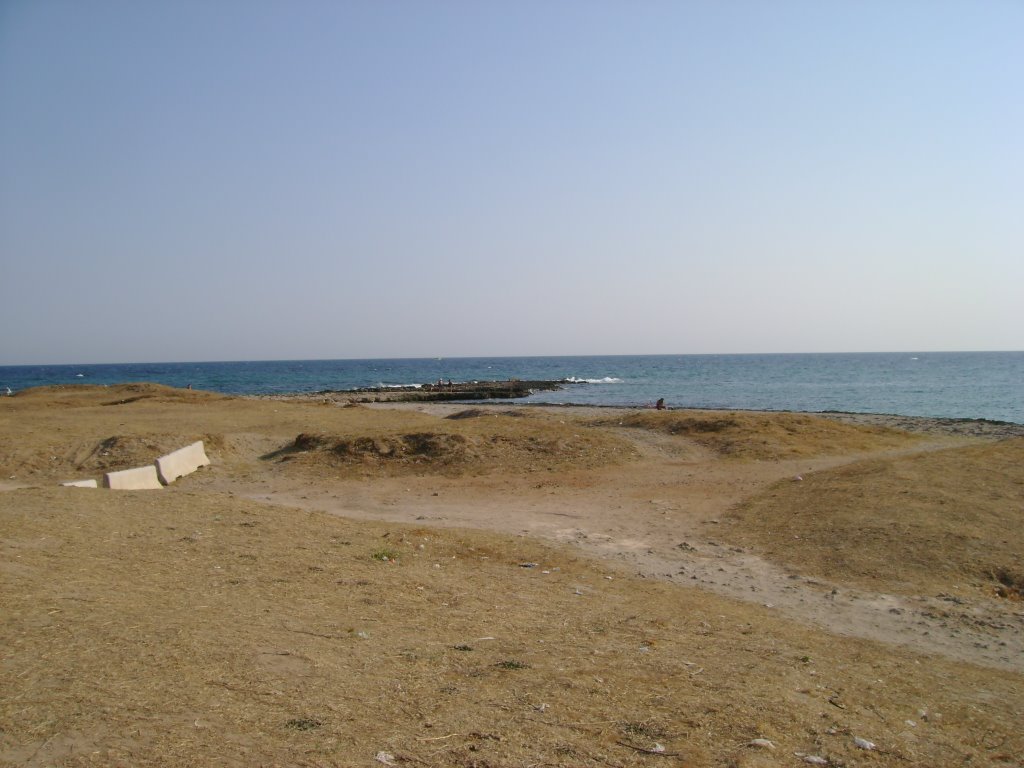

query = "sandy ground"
(2, 385), (1022, 766)
(221, 401), (1024, 673)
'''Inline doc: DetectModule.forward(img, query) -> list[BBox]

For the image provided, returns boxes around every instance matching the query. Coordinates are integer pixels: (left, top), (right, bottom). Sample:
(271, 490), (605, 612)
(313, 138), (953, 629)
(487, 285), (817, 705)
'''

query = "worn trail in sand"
(218, 415), (1024, 673)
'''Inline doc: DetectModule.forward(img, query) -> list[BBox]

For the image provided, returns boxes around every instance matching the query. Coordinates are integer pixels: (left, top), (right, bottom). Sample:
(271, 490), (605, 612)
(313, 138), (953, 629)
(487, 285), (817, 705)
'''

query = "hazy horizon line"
(3, 349), (1023, 368)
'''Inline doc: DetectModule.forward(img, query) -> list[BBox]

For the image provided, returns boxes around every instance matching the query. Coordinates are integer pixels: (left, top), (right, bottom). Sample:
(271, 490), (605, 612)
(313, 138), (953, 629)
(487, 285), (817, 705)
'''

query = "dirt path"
(6, 390), (1020, 673)
(216, 407), (1024, 673)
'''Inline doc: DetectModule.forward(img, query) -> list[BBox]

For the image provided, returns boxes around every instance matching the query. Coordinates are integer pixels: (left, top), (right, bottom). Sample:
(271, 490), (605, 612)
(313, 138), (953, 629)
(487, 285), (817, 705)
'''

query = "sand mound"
(269, 431), (471, 469)
(0, 433), (169, 479)
(445, 408), (531, 420)
(723, 438), (1024, 597)
(0, 431), (223, 482)
(263, 415), (632, 476)
(71, 434), (184, 473)
(10, 382), (226, 407)
(593, 410), (917, 459)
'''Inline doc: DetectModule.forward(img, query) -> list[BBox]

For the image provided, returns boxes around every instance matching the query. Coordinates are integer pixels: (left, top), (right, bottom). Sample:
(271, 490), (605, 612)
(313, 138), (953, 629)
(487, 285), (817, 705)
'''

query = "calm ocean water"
(2, 353), (1022, 424)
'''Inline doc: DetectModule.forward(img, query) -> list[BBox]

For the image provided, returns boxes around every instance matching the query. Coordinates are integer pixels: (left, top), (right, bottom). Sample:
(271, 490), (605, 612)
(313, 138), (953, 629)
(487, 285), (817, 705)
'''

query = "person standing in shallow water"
(655, 398), (666, 410)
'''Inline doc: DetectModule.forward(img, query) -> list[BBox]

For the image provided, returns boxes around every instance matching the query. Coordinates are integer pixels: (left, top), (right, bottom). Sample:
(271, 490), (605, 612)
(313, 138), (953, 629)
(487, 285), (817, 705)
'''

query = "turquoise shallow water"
(2, 352), (1022, 424)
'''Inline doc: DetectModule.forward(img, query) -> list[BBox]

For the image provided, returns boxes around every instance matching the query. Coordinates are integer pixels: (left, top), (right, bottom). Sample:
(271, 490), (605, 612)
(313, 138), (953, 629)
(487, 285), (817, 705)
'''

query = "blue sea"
(2, 352), (1022, 424)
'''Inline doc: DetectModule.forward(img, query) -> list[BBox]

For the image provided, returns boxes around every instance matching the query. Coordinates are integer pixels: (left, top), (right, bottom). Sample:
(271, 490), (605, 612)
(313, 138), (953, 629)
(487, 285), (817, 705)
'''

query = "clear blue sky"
(1, 0), (1021, 365)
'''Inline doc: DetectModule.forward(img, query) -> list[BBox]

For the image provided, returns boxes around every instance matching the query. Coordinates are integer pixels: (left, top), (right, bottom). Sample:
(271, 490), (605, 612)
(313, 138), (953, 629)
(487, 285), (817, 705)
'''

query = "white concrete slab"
(103, 465), (163, 490)
(155, 440), (210, 485)
(60, 479), (98, 488)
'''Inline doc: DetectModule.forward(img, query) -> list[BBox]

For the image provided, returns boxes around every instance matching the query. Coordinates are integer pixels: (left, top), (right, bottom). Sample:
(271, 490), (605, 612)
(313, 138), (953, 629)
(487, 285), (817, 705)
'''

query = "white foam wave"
(379, 383), (423, 389)
(567, 376), (622, 384)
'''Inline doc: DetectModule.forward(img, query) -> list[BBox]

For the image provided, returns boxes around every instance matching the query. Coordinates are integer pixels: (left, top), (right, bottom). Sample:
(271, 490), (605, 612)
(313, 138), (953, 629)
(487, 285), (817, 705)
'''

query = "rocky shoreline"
(259, 378), (571, 404)
(252, 383), (1024, 440)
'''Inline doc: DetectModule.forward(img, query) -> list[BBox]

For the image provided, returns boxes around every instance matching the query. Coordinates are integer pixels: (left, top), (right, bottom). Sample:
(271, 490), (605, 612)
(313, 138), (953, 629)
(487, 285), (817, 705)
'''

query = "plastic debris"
(748, 739), (776, 750)
(375, 752), (397, 766)
(800, 756), (828, 765)
(652, 743), (666, 753)
(853, 737), (876, 750)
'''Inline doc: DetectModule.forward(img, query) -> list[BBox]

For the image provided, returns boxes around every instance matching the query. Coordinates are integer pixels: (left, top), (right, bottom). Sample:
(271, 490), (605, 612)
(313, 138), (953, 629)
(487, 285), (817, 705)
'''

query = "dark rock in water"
(336, 379), (571, 403)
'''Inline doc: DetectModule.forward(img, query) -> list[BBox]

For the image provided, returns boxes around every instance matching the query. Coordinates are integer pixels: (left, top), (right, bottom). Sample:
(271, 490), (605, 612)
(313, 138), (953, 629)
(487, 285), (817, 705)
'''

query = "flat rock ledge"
(257, 379), (571, 404)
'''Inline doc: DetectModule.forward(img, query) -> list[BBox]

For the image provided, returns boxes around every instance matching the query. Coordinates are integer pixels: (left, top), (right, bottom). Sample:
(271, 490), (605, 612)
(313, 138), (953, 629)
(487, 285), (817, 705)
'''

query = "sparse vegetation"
(1, 386), (1021, 766)
(495, 659), (529, 670)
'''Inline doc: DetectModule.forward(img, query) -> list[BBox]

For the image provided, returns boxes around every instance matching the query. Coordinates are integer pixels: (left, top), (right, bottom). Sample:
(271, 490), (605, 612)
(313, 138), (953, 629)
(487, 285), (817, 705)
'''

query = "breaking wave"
(567, 376), (623, 384)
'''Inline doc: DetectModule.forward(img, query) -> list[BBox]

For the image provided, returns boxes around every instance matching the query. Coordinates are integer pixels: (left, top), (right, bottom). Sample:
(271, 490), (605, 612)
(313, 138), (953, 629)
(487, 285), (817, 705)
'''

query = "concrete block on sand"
(60, 479), (98, 488)
(155, 440), (210, 485)
(103, 465), (163, 490)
